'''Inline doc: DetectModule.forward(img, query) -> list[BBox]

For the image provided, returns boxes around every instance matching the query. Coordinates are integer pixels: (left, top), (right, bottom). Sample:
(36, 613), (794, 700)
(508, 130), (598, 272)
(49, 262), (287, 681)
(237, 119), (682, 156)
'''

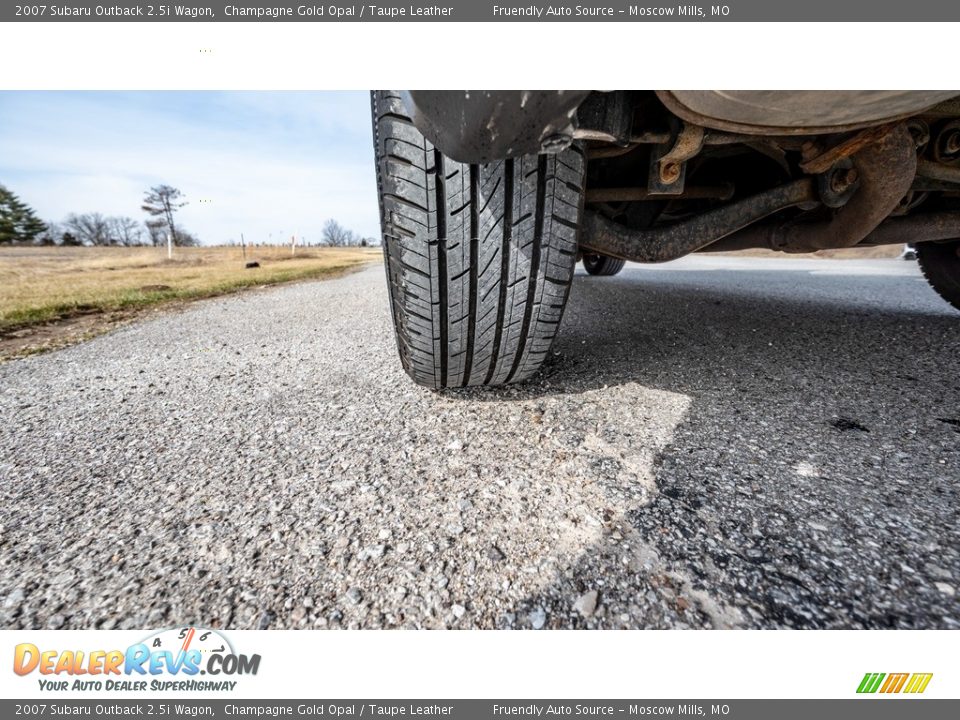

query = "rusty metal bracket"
(799, 122), (898, 175)
(647, 123), (706, 195)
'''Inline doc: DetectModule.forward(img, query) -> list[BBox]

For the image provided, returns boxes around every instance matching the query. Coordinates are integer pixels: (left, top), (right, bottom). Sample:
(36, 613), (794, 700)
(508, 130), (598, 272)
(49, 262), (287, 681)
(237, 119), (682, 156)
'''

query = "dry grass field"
(0, 242), (903, 360)
(0, 245), (380, 357)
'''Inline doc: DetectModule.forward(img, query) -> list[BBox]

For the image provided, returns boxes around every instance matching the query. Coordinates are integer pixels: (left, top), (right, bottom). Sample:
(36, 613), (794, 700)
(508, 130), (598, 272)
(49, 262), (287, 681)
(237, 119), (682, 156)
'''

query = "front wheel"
(917, 240), (960, 311)
(372, 91), (586, 389)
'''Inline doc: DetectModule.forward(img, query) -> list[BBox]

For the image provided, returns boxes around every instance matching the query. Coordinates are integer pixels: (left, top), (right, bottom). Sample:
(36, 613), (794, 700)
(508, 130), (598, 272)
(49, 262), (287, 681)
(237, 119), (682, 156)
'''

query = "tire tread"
(373, 91), (584, 388)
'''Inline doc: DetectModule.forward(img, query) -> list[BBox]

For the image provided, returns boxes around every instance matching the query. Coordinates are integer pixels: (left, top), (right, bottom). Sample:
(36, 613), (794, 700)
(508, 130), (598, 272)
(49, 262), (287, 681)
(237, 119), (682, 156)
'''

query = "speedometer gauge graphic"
(141, 627), (234, 658)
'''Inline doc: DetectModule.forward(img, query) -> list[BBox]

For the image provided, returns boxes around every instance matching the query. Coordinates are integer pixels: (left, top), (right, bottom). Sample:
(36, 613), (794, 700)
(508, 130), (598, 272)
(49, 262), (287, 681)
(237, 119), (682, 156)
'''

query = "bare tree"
(322, 218), (352, 247)
(37, 220), (63, 246)
(142, 184), (187, 245)
(145, 219), (166, 246)
(108, 216), (144, 246)
(176, 229), (201, 247)
(64, 212), (111, 246)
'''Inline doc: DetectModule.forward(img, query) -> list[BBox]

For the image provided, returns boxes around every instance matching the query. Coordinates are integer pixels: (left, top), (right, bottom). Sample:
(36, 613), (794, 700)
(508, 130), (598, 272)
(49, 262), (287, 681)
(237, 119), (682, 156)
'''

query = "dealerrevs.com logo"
(13, 627), (260, 693)
(857, 673), (933, 695)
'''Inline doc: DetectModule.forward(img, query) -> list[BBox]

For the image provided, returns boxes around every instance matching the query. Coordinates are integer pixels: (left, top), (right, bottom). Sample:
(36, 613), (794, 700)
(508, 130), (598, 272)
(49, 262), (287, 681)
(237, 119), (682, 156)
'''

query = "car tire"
(916, 240), (960, 311)
(582, 253), (626, 276)
(372, 91), (586, 389)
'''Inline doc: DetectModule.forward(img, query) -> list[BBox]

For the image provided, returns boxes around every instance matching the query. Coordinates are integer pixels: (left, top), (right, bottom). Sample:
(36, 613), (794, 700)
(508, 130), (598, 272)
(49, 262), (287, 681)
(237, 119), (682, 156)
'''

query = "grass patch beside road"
(0, 245), (380, 358)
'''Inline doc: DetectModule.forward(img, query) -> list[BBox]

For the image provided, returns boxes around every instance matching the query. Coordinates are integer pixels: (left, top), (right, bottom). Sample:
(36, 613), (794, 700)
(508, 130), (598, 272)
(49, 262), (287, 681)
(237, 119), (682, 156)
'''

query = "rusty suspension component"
(916, 158), (960, 185)
(751, 123), (918, 251)
(579, 178), (817, 263)
(580, 123), (920, 261)
(701, 213), (960, 252)
(585, 184), (735, 203)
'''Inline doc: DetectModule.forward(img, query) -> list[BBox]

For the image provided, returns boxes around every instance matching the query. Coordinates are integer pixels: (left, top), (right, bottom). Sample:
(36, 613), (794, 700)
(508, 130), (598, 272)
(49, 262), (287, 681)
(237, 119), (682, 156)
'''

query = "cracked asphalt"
(1, 255), (958, 629)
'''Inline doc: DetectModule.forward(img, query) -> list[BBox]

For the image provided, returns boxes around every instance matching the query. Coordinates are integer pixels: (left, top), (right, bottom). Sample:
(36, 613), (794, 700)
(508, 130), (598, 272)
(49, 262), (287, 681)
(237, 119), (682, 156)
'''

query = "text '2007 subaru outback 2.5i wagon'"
(371, 90), (960, 388)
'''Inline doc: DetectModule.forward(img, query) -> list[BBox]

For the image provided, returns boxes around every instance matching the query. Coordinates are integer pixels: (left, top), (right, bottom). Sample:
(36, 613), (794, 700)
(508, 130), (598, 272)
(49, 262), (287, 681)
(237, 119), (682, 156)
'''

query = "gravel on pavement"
(0, 256), (957, 629)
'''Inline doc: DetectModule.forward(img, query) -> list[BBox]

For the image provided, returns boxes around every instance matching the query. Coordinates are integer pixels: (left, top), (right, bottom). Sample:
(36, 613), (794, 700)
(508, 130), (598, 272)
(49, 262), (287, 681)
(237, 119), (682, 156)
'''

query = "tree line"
(0, 183), (374, 248)
(320, 218), (377, 247)
(0, 183), (196, 247)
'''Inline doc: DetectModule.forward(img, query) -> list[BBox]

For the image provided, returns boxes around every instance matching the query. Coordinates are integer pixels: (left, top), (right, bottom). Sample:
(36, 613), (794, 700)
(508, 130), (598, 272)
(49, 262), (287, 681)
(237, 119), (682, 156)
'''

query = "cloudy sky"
(0, 91), (379, 245)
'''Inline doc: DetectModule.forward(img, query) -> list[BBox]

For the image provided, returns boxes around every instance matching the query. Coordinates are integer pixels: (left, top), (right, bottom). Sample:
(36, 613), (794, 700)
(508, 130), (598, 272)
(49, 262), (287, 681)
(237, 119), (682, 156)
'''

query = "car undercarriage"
(373, 91), (960, 388)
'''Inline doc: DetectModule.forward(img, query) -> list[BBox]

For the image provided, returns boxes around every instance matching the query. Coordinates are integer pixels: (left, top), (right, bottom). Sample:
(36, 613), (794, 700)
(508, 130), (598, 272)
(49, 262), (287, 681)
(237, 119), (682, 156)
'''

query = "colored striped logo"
(857, 672), (933, 694)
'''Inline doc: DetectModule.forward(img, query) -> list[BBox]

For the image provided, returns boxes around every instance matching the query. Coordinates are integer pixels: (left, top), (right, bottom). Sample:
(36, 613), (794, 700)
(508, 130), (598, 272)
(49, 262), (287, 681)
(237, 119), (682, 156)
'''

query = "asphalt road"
(1, 256), (958, 629)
